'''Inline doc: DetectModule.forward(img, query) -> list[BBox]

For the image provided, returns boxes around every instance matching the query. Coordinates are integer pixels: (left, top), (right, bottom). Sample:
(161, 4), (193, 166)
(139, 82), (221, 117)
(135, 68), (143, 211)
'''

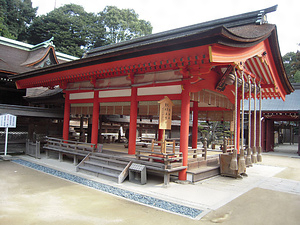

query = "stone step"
(186, 166), (220, 183)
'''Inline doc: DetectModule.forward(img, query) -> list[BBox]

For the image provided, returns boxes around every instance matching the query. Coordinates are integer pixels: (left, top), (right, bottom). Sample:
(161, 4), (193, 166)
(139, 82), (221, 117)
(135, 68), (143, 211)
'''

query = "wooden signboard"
(158, 96), (174, 130)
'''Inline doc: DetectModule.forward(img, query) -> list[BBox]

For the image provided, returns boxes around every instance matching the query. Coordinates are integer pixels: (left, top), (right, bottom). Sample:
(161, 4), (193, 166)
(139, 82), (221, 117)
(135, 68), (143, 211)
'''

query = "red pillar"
(91, 91), (99, 145)
(192, 101), (198, 149)
(158, 129), (164, 141)
(158, 129), (164, 146)
(128, 87), (137, 155)
(178, 81), (191, 180)
(63, 92), (70, 140)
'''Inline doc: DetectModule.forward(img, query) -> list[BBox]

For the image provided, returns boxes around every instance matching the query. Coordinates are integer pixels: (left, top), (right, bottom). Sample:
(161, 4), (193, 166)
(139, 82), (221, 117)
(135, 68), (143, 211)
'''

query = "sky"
(31, 0), (300, 55)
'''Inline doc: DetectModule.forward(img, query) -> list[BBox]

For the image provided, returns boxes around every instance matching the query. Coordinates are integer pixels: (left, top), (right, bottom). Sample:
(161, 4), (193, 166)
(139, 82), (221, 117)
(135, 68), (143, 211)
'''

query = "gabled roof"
(0, 36), (79, 74)
(9, 5), (293, 99)
(85, 5), (277, 58)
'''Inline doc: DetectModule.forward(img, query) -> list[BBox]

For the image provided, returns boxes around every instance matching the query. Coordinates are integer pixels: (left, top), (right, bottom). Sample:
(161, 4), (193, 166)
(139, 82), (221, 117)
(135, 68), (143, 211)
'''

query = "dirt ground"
(0, 153), (299, 225)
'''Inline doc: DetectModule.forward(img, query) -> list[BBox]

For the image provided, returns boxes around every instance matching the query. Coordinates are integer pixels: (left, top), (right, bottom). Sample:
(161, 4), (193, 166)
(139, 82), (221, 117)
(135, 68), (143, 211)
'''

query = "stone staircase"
(76, 153), (132, 183)
(186, 155), (220, 183)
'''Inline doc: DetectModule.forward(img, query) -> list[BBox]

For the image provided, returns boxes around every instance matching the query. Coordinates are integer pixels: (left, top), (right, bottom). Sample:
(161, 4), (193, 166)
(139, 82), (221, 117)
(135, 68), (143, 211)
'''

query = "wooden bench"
(43, 137), (102, 165)
(135, 149), (186, 186)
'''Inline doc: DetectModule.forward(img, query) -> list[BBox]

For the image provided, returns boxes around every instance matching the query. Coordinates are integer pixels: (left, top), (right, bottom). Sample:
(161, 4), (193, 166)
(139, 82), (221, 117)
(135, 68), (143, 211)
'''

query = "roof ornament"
(31, 37), (55, 50)
(256, 10), (268, 25)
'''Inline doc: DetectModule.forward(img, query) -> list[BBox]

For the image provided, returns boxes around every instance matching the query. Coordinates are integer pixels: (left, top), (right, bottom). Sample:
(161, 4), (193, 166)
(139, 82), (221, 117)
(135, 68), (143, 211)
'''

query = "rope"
(238, 69), (246, 172)
(246, 75), (252, 166)
(257, 82), (263, 162)
(252, 79), (258, 163)
(230, 68), (238, 170)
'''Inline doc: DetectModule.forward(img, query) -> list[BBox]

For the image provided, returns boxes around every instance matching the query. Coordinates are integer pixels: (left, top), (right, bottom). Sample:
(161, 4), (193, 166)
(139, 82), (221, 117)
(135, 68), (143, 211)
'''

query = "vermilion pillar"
(192, 101), (198, 149)
(63, 92), (70, 140)
(91, 91), (99, 146)
(179, 81), (191, 180)
(128, 87), (137, 155)
(158, 129), (164, 146)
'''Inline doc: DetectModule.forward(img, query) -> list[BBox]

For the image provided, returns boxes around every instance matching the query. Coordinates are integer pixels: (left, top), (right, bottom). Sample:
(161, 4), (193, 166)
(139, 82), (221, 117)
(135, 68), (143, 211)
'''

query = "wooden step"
(206, 156), (220, 166)
(187, 159), (208, 169)
(77, 166), (119, 178)
(186, 166), (220, 183)
(93, 152), (132, 161)
(89, 155), (129, 166)
(83, 160), (124, 172)
(76, 153), (131, 183)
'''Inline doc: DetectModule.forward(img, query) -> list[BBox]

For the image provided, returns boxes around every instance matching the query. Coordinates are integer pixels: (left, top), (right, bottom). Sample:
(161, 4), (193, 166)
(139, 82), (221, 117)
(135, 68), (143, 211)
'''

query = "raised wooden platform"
(43, 137), (221, 184)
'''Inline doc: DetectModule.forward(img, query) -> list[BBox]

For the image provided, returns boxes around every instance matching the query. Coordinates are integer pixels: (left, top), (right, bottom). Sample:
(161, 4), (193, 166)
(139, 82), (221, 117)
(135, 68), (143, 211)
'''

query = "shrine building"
(10, 5), (294, 182)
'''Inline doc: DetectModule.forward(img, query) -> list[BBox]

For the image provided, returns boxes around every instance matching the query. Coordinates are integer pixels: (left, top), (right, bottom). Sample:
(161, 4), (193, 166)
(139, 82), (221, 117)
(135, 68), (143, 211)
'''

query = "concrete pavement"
(0, 145), (300, 224)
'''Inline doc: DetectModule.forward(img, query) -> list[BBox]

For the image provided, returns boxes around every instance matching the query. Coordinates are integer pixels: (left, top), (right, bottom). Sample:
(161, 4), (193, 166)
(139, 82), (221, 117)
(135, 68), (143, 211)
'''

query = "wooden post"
(203, 138), (207, 160)
(178, 81), (190, 180)
(223, 137), (228, 153)
(161, 129), (166, 153)
(63, 92), (70, 141)
(128, 87), (138, 155)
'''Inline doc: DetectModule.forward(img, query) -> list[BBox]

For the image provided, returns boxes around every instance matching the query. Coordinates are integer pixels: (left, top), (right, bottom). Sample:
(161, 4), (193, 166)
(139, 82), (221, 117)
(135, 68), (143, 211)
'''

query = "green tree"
(27, 4), (105, 57)
(0, 0), (37, 40)
(99, 6), (152, 45)
(294, 71), (300, 83)
(282, 50), (300, 83)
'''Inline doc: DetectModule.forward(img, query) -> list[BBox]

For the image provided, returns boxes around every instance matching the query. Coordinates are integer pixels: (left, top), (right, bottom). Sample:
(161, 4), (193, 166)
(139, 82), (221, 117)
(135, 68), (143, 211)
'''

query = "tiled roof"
(244, 83), (300, 111)
(0, 36), (78, 74)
